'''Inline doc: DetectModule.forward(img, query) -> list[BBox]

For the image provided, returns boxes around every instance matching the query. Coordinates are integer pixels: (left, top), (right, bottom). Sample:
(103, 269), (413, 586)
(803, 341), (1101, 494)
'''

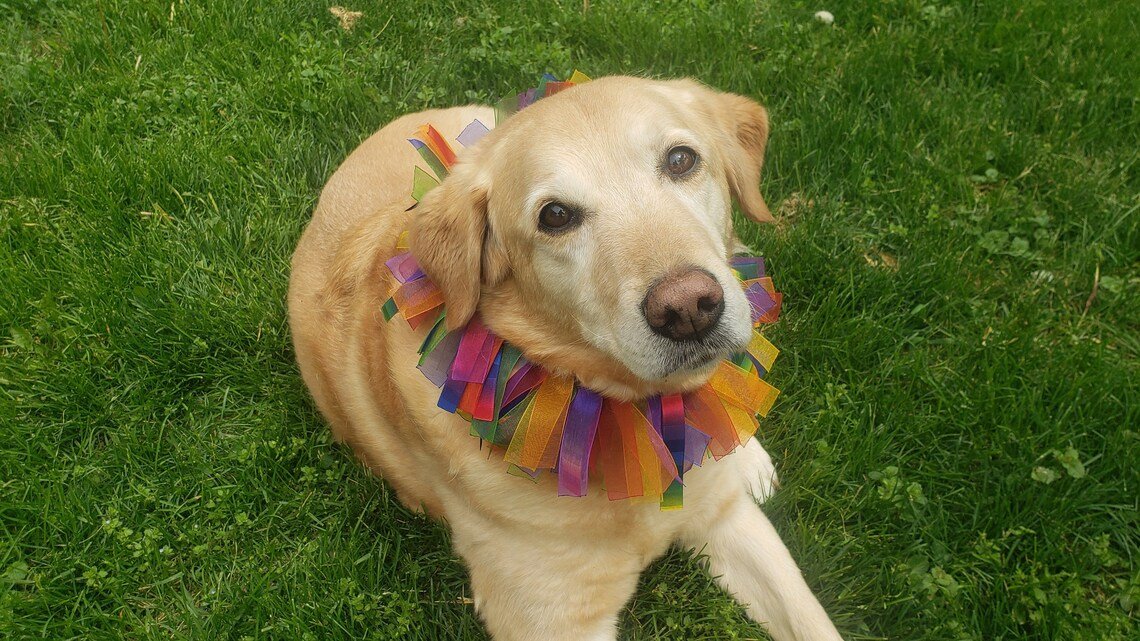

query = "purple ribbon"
(745, 283), (777, 324)
(518, 87), (538, 110)
(683, 425), (712, 471)
(557, 389), (603, 497)
(647, 396), (662, 431)
(456, 119), (491, 147)
(502, 362), (544, 408)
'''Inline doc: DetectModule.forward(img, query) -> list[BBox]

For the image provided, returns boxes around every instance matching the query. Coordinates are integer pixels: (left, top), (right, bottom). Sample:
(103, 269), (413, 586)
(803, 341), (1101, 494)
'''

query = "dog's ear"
(409, 162), (508, 330)
(713, 91), (774, 224)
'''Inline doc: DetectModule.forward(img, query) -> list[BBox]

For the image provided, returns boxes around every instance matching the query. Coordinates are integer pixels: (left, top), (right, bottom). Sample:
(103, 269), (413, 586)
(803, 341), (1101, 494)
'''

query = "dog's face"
(411, 77), (773, 398)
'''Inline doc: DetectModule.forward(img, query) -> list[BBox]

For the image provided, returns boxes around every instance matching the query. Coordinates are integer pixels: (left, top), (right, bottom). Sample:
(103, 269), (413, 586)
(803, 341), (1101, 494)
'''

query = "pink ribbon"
(449, 317), (499, 384)
(385, 251), (424, 283)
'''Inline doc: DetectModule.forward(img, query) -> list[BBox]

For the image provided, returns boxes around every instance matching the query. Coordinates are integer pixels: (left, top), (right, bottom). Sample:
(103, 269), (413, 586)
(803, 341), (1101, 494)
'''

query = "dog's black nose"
(642, 268), (724, 342)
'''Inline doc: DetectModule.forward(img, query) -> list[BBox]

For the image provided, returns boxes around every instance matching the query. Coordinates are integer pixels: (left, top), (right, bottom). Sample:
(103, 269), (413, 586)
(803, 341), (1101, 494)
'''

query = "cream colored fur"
(288, 76), (842, 641)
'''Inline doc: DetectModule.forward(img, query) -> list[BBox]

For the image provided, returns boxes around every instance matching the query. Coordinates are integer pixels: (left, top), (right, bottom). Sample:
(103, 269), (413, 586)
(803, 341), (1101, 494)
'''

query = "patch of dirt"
(329, 6), (363, 31)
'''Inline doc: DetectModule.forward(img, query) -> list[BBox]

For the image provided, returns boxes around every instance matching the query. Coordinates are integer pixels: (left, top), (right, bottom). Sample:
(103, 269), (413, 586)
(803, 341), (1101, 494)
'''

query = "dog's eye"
(538, 202), (577, 232)
(666, 146), (698, 177)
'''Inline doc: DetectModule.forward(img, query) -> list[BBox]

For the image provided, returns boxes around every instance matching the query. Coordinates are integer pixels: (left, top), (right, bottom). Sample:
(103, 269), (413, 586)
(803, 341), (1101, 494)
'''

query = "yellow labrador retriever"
(288, 76), (842, 641)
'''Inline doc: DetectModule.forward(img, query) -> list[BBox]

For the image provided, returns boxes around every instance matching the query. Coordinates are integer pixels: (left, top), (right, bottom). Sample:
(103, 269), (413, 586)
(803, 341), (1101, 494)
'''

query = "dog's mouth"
(652, 328), (746, 380)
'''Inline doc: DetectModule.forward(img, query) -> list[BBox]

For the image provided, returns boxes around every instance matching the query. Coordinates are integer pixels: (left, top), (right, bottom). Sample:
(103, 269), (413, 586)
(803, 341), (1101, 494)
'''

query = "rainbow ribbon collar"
(382, 73), (784, 509)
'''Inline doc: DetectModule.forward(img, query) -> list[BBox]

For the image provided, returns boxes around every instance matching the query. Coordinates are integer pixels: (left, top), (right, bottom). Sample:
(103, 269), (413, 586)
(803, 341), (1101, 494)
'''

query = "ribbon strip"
(658, 394), (687, 510)
(557, 388), (603, 497)
(409, 124), (458, 179)
(505, 374), (574, 471)
(456, 119), (491, 147)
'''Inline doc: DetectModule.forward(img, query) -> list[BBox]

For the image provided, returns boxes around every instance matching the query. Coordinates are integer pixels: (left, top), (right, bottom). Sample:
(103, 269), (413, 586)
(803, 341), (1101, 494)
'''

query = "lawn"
(1, 0), (1137, 639)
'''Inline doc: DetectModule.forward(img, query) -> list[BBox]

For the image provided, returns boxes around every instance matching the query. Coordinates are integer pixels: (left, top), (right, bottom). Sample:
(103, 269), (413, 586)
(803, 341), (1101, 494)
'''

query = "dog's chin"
(657, 344), (726, 378)
(567, 315), (752, 399)
(622, 328), (749, 393)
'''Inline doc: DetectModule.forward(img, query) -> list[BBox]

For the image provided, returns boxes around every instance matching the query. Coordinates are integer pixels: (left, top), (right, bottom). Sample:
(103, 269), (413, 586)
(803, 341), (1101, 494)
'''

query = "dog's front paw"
(738, 438), (779, 503)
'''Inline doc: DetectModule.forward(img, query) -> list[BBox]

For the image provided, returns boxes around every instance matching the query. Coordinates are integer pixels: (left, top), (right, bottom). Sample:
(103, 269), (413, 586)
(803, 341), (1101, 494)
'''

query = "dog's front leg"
(737, 436), (780, 503)
(681, 496), (843, 641)
(451, 518), (644, 641)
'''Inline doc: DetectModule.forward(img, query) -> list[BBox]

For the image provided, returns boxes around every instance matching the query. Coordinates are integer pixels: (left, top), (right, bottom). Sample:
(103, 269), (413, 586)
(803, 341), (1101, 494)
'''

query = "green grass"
(1, 0), (1137, 639)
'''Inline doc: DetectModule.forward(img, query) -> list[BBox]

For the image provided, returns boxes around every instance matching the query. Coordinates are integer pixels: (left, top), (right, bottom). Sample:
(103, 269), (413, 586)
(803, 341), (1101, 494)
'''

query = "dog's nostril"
(697, 295), (720, 314)
(642, 268), (725, 342)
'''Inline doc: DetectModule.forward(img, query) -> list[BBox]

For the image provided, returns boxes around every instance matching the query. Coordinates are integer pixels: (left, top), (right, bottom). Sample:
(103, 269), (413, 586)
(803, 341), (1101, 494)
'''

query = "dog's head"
(410, 77), (773, 398)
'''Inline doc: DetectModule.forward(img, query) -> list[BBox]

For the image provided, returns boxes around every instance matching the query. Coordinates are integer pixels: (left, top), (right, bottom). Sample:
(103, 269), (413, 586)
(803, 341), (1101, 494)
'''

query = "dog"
(288, 76), (843, 641)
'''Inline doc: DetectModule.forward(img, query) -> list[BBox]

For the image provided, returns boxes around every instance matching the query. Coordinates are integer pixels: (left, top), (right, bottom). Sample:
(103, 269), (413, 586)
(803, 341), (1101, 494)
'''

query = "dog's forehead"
(557, 81), (692, 139)
(499, 83), (699, 182)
